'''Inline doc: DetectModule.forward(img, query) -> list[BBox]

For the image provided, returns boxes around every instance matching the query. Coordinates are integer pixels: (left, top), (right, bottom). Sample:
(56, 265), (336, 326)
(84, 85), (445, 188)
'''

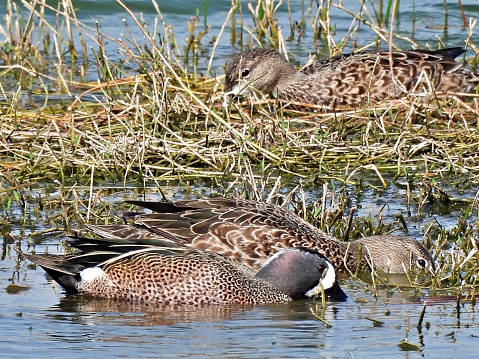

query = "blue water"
(1, 0), (476, 80)
(2, 262), (477, 358)
(1, 0), (479, 358)
(1, 178), (477, 358)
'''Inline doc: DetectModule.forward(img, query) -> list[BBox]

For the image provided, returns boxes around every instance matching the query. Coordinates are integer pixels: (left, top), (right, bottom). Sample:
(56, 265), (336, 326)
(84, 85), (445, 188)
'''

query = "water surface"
(1, 1), (479, 358)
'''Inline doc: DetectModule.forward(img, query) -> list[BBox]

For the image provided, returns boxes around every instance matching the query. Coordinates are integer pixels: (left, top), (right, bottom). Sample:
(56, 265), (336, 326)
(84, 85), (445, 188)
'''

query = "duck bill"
(325, 281), (348, 302)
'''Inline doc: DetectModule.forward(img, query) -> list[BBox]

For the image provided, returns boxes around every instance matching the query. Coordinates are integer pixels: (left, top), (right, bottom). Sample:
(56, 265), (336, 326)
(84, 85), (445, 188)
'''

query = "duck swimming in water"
(24, 239), (346, 305)
(86, 198), (435, 275)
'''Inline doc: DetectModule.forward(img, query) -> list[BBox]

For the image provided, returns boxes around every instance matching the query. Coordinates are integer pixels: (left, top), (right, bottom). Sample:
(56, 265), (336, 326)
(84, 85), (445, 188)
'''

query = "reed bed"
(1, 0), (479, 297)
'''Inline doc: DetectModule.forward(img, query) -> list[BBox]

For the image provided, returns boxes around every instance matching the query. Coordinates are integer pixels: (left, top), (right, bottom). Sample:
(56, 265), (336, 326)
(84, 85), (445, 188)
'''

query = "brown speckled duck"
(224, 47), (479, 108)
(24, 239), (346, 305)
(86, 198), (435, 275)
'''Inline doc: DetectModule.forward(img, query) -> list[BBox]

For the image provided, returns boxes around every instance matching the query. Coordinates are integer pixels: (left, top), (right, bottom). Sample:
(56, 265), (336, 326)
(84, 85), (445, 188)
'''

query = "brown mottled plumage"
(224, 48), (478, 108)
(24, 241), (346, 305)
(87, 198), (435, 274)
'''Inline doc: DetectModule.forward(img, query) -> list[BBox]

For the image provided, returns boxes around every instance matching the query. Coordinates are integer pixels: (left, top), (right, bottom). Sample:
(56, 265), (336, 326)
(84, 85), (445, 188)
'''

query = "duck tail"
(125, 200), (190, 213)
(432, 47), (466, 59)
(23, 253), (81, 294)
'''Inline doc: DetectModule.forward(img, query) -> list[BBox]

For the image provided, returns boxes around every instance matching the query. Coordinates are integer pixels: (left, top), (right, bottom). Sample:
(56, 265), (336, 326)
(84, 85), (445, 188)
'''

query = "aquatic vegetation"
(0, 0), (478, 300)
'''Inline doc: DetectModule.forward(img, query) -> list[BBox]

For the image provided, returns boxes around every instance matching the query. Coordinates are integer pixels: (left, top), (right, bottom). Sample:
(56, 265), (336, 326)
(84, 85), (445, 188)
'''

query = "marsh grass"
(1, 0), (479, 297)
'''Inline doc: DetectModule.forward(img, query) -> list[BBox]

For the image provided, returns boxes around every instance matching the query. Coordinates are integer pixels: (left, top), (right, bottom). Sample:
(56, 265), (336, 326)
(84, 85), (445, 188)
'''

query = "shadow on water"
(12, 283), (476, 358)
(1, 175), (477, 356)
(50, 296), (260, 326)
(1, 0), (479, 356)
(2, 239), (478, 358)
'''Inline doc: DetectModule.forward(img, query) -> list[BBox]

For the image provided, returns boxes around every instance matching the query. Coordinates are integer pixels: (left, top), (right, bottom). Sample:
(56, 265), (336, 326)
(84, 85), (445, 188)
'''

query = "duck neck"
(255, 250), (319, 299)
(331, 240), (367, 274)
(274, 65), (306, 93)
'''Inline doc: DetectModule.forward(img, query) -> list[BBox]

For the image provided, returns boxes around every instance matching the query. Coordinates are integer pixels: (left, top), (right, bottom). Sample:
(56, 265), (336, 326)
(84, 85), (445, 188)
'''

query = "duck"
(24, 238), (346, 305)
(224, 47), (479, 108)
(86, 198), (435, 275)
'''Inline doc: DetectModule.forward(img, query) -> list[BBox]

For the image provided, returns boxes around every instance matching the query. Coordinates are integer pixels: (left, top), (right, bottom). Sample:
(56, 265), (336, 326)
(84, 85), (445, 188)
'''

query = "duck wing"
(87, 198), (350, 271)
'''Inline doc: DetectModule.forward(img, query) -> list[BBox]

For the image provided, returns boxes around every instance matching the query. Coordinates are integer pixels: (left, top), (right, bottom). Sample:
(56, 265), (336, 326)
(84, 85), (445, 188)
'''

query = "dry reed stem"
(1, 0), (479, 294)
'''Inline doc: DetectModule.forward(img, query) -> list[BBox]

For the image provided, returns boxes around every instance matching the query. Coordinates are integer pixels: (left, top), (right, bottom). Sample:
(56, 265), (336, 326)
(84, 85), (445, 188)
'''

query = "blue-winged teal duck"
(24, 239), (346, 305)
(87, 198), (435, 274)
(224, 48), (479, 108)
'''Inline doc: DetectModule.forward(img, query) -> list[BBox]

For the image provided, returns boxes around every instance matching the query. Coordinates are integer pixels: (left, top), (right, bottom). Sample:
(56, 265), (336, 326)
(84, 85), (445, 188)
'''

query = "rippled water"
(1, 0), (476, 78)
(2, 263), (477, 358)
(2, 0), (479, 357)
(1, 179), (477, 358)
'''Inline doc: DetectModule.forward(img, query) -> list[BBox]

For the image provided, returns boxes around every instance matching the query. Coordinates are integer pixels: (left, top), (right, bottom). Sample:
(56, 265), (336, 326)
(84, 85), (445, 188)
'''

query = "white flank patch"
(305, 261), (336, 297)
(80, 267), (105, 283)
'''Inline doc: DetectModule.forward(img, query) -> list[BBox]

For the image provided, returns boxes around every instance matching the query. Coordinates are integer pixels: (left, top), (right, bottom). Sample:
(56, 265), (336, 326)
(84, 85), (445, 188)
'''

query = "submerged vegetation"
(1, 0), (479, 299)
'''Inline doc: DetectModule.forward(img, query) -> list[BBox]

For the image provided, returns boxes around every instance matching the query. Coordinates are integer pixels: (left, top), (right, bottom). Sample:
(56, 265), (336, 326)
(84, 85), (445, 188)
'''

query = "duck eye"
(317, 264), (326, 276)
(241, 68), (250, 78)
(417, 258), (426, 268)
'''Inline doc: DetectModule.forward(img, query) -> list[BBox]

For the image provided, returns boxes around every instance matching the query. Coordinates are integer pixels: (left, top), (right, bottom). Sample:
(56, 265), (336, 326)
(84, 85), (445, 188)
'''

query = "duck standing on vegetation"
(224, 47), (479, 108)
(86, 198), (435, 275)
(24, 239), (346, 305)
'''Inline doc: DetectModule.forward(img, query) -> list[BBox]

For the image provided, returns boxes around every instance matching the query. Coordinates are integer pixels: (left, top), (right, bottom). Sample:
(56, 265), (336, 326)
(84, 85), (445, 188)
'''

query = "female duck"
(87, 198), (435, 275)
(224, 48), (478, 108)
